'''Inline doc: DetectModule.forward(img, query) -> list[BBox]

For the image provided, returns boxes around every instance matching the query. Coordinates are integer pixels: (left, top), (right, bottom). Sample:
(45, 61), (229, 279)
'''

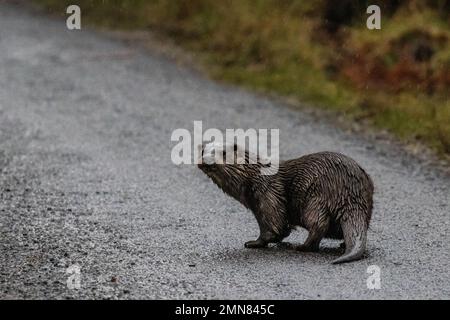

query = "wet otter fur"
(198, 142), (374, 264)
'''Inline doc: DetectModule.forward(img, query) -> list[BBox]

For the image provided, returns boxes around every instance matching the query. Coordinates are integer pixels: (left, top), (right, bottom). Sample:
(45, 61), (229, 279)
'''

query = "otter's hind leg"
(295, 200), (330, 252)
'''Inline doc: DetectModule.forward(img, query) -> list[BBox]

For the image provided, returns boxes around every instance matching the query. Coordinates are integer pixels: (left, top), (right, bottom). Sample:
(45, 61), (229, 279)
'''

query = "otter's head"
(198, 142), (261, 198)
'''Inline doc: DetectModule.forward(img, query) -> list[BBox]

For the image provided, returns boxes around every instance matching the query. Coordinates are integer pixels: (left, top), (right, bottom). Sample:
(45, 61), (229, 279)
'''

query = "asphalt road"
(1, 3), (449, 299)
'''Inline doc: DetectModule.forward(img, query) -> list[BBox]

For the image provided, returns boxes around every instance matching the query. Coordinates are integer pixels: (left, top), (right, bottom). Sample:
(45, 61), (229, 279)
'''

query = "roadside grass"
(33, 0), (450, 156)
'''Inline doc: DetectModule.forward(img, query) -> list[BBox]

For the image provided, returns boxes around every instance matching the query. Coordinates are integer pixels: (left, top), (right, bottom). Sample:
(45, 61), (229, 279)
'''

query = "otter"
(198, 142), (374, 264)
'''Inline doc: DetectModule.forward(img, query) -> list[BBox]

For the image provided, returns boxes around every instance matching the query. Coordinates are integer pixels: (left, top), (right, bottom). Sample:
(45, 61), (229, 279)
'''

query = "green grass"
(33, 0), (450, 156)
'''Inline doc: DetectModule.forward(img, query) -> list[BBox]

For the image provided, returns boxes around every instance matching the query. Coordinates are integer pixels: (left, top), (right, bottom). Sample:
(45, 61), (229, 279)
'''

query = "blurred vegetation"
(34, 0), (450, 155)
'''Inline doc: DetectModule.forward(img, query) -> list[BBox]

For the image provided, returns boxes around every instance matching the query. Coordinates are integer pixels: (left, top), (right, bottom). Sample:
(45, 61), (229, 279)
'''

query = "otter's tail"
(332, 214), (368, 264)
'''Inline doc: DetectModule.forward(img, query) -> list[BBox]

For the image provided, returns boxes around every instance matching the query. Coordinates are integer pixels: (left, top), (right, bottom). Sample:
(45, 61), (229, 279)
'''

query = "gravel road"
(0, 3), (449, 299)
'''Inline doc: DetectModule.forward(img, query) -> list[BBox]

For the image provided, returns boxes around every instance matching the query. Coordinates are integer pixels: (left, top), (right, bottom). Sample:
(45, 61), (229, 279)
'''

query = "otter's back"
(281, 152), (373, 222)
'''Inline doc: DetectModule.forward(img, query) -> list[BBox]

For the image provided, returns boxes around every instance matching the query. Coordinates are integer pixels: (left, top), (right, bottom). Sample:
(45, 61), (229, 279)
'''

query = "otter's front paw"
(244, 239), (267, 248)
